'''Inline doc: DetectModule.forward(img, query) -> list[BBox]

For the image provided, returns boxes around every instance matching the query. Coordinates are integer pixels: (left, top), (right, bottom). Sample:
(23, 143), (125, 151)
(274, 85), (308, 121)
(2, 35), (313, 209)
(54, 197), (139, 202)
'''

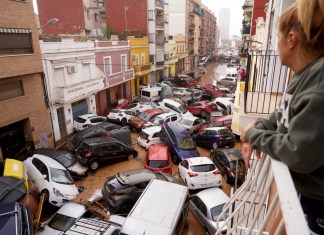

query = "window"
(83, 63), (91, 80)
(0, 28), (33, 55)
(121, 55), (127, 71)
(0, 80), (24, 102)
(141, 53), (145, 65)
(148, 10), (154, 20)
(104, 57), (112, 75)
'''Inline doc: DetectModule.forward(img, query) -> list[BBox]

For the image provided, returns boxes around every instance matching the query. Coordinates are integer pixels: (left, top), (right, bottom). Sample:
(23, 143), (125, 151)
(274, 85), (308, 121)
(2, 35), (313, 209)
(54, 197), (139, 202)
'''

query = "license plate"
(226, 137), (232, 140)
(201, 183), (213, 187)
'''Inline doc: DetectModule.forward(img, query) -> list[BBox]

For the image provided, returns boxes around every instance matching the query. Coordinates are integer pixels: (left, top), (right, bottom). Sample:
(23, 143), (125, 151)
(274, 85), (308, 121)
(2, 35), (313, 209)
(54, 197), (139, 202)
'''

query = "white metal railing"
(215, 153), (309, 235)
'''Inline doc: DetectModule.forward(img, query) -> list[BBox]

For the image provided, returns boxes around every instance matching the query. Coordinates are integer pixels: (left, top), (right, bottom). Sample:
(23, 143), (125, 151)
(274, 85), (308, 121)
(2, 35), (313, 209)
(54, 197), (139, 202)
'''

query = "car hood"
(52, 181), (79, 199)
(131, 117), (145, 126)
(177, 148), (199, 160)
(68, 161), (88, 175)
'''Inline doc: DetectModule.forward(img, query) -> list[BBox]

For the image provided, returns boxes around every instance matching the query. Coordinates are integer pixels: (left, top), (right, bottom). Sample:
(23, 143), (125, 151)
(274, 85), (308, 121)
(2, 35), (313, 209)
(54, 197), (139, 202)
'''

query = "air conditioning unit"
(67, 65), (78, 74)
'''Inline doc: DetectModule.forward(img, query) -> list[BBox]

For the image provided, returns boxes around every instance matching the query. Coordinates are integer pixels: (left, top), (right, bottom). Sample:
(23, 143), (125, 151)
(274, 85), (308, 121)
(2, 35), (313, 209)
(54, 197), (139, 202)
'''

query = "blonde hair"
(278, 0), (324, 55)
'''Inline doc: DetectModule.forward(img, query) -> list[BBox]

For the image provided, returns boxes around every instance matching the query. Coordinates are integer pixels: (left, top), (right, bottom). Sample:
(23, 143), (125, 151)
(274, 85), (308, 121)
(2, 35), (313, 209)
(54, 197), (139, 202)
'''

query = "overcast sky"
(202, 0), (245, 38)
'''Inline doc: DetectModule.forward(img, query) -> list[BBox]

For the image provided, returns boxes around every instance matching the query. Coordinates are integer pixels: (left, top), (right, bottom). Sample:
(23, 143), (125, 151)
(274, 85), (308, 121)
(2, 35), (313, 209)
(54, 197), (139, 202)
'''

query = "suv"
(102, 169), (179, 211)
(160, 122), (199, 164)
(210, 149), (246, 184)
(75, 137), (138, 171)
(66, 122), (123, 152)
(73, 114), (107, 131)
(192, 127), (235, 149)
(0, 202), (33, 235)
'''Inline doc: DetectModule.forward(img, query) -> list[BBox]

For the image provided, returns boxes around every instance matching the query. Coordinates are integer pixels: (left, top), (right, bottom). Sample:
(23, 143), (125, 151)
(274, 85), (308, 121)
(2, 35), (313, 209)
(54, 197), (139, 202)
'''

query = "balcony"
(188, 49), (194, 54)
(133, 64), (152, 76)
(193, 8), (202, 16)
(156, 19), (165, 28)
(103, 68), (134, 88)
(156, 41), (164, 49)
(215, 153), (308, 235)
(156, 0), (164, 9)
(155, 61), (164, 68)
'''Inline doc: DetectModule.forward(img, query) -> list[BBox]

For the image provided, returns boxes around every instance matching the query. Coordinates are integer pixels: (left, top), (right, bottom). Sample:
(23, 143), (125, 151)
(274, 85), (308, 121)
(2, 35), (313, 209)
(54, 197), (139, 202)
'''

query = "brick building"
(0, 0), (53, 160)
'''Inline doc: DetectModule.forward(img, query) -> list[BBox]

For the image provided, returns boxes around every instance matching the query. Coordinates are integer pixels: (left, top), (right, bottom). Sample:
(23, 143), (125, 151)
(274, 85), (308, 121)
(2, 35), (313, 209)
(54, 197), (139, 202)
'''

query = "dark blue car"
(192, 127), (235, 149)
(160, 122), (199, 164)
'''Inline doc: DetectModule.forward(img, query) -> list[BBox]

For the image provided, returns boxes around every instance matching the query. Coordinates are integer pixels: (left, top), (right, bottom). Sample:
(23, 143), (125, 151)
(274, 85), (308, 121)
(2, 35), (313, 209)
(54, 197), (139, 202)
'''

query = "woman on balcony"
(240, 1), (324, 234)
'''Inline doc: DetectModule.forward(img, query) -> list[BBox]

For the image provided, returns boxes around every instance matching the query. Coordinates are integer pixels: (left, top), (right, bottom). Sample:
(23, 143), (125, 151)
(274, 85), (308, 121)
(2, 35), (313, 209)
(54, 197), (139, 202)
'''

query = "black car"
(26, 148), (89, 179)
(210, 149), (246, 184)
(75, 137), (138, 171)
(66, 122), (122, 152)
(102, 169), (180, 211)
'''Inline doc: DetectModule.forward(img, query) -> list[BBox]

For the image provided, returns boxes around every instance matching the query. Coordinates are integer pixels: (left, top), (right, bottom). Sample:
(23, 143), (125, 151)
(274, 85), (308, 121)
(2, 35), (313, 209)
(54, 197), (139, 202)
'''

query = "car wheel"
(224, 174), (228, 183)
(121, 118), (127, 126)
(89, 159), (99, 171)
(212, 142), (218, 150)
(128, 153), (134, 160)
(41, 189), (49, 202)
(200, 110), (207, 117)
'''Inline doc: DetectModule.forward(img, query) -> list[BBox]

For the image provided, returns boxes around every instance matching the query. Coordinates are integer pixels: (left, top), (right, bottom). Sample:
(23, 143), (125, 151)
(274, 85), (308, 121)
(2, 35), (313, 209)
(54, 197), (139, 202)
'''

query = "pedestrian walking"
(240, 1), (324, 234)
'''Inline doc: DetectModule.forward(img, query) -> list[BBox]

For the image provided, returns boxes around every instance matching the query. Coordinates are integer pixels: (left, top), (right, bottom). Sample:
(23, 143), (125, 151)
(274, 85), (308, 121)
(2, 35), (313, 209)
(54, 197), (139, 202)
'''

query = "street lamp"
(37, 18), (59, 30)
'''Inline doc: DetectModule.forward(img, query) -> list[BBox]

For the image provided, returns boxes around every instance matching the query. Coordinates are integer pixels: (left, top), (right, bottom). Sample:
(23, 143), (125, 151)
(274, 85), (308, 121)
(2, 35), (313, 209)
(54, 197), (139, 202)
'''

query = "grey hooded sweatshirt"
(245, 56), (324, 201)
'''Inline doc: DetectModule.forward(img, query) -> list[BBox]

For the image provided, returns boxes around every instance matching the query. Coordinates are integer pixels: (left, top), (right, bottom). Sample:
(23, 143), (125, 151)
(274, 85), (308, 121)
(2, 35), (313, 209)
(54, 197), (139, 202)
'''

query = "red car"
(198, 115), (233, 132)
(116, 98), (129, 109)
(201, 84), (225, 97)
(144, 145), (172, 175)
(174, 75), (196, 87)
(129, 108), (164, 131)
(186, 101), (217, 117)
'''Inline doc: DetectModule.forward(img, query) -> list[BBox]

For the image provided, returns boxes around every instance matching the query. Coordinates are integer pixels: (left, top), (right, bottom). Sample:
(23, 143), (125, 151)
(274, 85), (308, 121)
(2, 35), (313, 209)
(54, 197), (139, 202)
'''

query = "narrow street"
(40, 62), (242, 235)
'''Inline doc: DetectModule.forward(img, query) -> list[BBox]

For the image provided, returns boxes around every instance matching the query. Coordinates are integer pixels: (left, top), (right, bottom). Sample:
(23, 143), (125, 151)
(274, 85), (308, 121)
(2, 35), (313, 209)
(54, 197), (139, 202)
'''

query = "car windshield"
(47, 213), (77, 231)
(147, 159), (169, 168)
(150, 116), (164, 125)
(178, 105), (188, 114)
(211, 203), (229, 222)
(179, 119), (193, 126)
(50, 168), (74, 184)
(191, 164), (216, 172)
(56, 153), (75, 168)
(178, 137), (196, 150)
(138, 112), (151, 121)
(139, 131), (149, 140)
(75, 117), (86, 123)
(110, 109), (121, 114)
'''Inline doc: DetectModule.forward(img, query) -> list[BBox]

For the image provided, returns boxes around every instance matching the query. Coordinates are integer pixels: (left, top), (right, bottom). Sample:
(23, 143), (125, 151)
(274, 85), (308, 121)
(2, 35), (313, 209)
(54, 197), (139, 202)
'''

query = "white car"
(159, 99), (193, 117)
(37, 202), (88, 235)
(73, 114), (107, 131)
(179, 116), (206, 134)
(127, 102), (157, 115)
(173, 87), (192, 97)
(140, 83), (155, 90)
(212, 97), (235, 115)
(189, 188), (229, 234)
(137, 126), (162, 149)
(24, 154), (79, 207)
(178, 157), (222, 190)
(143, 112), (181, 129)
(219, 87), (235, 98)
(107, 109), (135, 126)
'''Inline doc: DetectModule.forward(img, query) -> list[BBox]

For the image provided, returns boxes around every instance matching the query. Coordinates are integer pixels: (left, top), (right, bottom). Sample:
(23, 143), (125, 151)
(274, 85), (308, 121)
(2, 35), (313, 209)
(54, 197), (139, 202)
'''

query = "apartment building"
(0, 0), (53, 160)
(200, 5), (217, 58)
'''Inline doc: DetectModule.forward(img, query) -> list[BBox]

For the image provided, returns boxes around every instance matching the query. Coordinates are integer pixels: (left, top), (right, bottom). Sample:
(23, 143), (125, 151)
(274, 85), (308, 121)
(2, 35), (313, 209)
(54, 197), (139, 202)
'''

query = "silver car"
(189, 188), (229, 235)
(217, 77), (237, 88)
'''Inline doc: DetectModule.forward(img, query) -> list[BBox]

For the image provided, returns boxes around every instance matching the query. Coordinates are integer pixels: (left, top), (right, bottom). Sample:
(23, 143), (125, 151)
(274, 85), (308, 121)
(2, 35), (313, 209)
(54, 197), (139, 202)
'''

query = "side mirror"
(42, 174), (47, 180)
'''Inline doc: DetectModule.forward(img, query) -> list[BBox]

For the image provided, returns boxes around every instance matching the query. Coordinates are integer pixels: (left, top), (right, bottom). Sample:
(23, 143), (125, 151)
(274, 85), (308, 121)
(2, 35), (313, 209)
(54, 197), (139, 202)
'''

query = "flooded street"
(41, 62), (241, 235)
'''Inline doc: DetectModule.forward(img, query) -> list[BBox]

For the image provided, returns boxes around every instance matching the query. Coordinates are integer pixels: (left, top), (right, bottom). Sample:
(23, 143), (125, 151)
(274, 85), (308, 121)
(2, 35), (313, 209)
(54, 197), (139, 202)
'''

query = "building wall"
(105, 0), (147, 38)
(169, 0), (186, 36)
(251, 0), (268, 36)
(0, 0), (53, 158)
(37, 0), (85, 35)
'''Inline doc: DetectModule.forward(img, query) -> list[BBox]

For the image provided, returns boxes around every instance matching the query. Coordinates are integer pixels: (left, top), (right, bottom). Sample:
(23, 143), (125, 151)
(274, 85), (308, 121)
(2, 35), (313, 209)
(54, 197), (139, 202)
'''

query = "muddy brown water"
(41, 63), (243, 235)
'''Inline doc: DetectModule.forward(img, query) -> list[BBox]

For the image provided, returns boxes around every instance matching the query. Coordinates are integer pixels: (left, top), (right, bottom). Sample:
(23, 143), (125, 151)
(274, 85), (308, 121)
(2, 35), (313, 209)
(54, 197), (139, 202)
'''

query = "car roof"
(220, 149), (243, 161)
(116, 169), (157, 185)
(157, 112), (178, 119)
(145, 108), (164, 115)
(204, 127), (228, 131)
(142, 126), (161, 133)
(54, 202), (87, 218)
(28, 148), (71, 159)
(82, 136), (119, 145)
(30, 154), (67, 170)
(78, 114), (97, 119)
(161, 99), (181, 107)
(187, 156), (213, 166)
(166, 122), (190, 137)
(147, 145), (169, 160)
(181, 116), (199, 122)
(195, 188), (229, 209)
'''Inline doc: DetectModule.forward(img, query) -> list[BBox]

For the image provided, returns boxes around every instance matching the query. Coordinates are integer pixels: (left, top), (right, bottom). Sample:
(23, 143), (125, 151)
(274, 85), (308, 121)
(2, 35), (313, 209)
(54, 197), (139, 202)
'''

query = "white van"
(225, 68), (238, 80)
(159, 99), (193, 117)
(120, 179), (189, 235)
(140, 87), (162, 101)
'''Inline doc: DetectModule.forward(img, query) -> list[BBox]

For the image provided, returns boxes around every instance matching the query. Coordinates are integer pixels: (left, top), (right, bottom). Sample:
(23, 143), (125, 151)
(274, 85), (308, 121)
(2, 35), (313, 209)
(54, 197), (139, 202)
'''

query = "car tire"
(89, 159), (99, 171)
(212, 142), (218, 150)
(128, 153), (134, 160)
(224, 174), (228, 183)
(121, 118), (127, 126)
(41, 189), (49, 202)
(200, 110), (207, 117)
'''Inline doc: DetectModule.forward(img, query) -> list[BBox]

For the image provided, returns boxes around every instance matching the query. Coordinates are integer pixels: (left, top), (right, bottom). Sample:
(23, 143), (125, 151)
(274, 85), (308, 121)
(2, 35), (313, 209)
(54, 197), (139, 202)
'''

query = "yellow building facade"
(129, 36), (151, 97)
(168, 38), (178, 77)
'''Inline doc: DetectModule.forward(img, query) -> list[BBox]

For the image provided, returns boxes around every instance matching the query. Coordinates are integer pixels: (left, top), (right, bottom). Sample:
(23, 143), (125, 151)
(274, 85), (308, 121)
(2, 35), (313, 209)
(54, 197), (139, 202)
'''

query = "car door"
(31, 157), (50, 192)
(188, 103), (199, 115)
(97, 142), (125, 162)
(195, 130), (208, 146)
(151, 131), (162, 145)
(190, 195), (209, 228)
(178, 160), (189, 182)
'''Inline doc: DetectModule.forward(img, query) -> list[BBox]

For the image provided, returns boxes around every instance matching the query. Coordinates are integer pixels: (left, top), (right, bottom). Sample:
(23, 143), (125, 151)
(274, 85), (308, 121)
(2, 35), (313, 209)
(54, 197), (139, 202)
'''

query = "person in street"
(240, 1), (324, 234)
(239, 68), (246, 81)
